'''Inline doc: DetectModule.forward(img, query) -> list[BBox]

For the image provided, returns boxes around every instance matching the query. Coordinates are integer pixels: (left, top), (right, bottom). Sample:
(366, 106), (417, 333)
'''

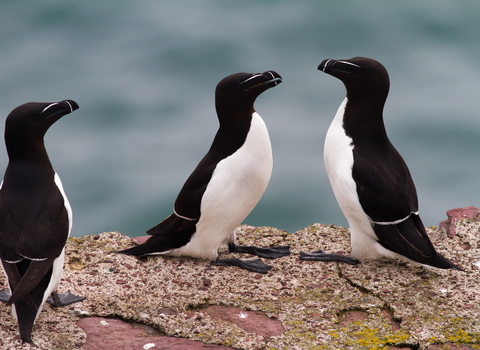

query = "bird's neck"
(343, 98), (389, 145)
(211, 109), (253, 155)
(6, 137), (51, 162)
(5, 142), (54, 180)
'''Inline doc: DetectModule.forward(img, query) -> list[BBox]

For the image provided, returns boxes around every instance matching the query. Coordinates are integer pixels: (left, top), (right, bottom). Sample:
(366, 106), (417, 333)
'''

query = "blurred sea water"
(1, 1), (480, 237)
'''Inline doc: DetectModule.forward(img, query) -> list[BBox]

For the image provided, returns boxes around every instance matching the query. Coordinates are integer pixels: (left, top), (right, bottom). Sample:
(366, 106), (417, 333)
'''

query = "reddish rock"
(461, 243), (472, 251)
(202, 306), (284, 339)
(338, 310), (368, 327)
(133, 236), (150, 244)
(77, 317), (235, 349)
(381, 310), (401, 331)
(202, 278), (212, 287)
(439, 206), (480, 237)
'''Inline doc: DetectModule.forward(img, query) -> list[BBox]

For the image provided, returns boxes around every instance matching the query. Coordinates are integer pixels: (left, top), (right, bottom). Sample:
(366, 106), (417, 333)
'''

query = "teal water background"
(1, 1), (480, 237)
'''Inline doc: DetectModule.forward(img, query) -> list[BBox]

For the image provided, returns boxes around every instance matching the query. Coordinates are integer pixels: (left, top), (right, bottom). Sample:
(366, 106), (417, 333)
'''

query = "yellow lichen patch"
(67, 256), (85, 271)
(343, 325), (410, 349)
(446, 329), (479, 345)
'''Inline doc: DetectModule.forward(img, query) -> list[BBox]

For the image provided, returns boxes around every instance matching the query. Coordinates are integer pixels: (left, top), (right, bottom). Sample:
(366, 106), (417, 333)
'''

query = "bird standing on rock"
(0, 100), (85, 344)
(120, 71), (290, 273)
(301, 57), (461, 270)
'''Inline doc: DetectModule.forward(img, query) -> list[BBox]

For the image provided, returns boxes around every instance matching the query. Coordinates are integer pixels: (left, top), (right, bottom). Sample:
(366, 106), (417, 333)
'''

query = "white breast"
(45, 173), (72, 295)
(324, 98), (394, 259)
(54, 173), (73, 236)
(171, 112), (273, 260)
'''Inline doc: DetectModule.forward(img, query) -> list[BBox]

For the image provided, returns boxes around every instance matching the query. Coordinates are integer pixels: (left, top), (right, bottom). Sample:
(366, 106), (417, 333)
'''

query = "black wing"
(0, 182), (69, 308)
(0, 177), (69, 261)
(374, 213), (462, 270)
(121, 125), (250, 256)
(352, 141), (417, 223)
(174, 122), (249, 220)
(352, 142), (461, 270)
(5, 258), (56, 306)
(119, 213), (197, 256)
(119, 147), (221, 256)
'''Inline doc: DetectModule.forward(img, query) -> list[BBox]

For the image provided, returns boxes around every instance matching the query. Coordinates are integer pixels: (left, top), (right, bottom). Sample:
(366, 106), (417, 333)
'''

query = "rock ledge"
(1, 207), (479, 349)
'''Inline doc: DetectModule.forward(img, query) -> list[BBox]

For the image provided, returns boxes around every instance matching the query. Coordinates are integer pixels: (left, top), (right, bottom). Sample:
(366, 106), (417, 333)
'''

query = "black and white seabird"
(301, 57), (461, 270)
(0, 100), (85, 344)
(120, 71), (289, 273)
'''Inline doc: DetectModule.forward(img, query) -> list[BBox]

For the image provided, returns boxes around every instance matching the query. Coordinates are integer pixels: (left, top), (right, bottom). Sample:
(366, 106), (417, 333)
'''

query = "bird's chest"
(324, 98), (355, 184)
(202, 113), (272, 212)
(222, 112), (272, 186)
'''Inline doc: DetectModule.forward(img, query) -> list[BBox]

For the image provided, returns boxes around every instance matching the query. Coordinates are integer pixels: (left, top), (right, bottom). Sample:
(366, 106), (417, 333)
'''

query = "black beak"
(318, 59), (337, 72)
(42, 100), (79, 119)
(261, 71), (282, 87)
(61, 100), (79, 112)
(318, 59), (362, 76)
(241, 71), (282, 91)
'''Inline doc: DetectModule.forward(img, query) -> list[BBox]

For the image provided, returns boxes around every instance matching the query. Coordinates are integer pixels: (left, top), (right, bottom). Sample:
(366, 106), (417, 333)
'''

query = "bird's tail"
(374, 214), (463, 271)
(118, 226), (196, 256)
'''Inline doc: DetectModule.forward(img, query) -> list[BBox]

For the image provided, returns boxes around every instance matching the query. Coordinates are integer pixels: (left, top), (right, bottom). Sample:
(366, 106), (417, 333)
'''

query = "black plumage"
(0, 100), (84, 344)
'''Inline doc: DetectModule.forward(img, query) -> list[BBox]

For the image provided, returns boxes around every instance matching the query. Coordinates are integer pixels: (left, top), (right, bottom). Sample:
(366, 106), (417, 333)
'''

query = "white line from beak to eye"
(338, 61), (361, 69)
(41, 103), (58, 114)
(240, 74), (263, 85)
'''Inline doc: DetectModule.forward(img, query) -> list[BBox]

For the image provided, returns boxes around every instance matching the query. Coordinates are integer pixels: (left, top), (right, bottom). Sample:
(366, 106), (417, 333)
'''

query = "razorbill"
(301, 57), (461, 270)
(0, 100), (85, 344)
(120, 71), (289, 273)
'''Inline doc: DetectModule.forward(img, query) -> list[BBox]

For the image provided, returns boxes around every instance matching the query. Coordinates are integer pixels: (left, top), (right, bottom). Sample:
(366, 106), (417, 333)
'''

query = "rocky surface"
(77, 317), (235, 349)
(439, 205), (480, 238)
(0, 207), (479, 349)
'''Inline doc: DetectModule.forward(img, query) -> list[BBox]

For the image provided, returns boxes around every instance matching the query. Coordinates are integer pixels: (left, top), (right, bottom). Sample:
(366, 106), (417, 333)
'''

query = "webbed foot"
(47, 290), (86, 307)
(0, 289), (11, 303)
(300, 249), (360, 265)
(228, 243), (291, 259)
(211, 258), (273, 274)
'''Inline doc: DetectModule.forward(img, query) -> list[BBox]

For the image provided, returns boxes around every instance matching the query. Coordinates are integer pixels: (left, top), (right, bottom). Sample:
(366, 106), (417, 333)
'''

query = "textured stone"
(338, 310), (368, 327)
(78, 317), (235, 350)
(202, 306), (284, 339)
(439, 205), (480, 237)
(428, 343), (477, 349)
(0, 208), (479, 349)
